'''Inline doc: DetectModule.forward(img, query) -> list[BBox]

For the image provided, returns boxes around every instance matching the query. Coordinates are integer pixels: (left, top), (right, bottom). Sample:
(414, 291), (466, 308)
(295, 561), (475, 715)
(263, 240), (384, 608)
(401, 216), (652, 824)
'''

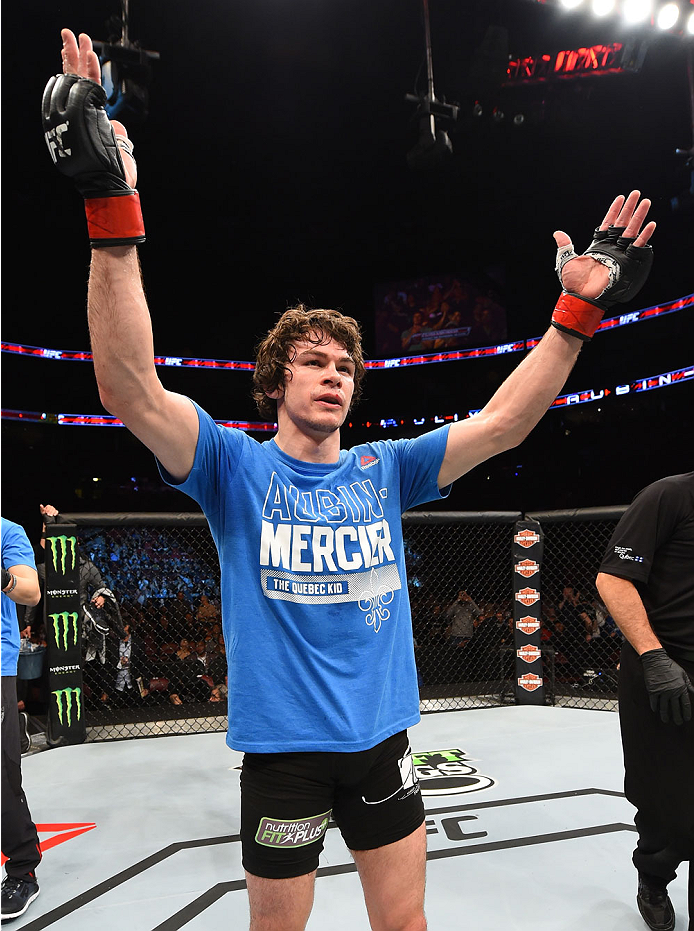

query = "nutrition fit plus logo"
(49, 612), (79, 651)
(255, 812), (331, 848)
(48, 536), (77, 575)
(412, 749), (496, 797)
(52, 687), (82, 727)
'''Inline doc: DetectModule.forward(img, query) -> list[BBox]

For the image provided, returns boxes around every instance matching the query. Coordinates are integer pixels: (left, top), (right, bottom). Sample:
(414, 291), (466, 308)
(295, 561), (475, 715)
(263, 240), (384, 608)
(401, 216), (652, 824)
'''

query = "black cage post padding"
(512, 519), (545, 705)
(44, 525), (86, 746)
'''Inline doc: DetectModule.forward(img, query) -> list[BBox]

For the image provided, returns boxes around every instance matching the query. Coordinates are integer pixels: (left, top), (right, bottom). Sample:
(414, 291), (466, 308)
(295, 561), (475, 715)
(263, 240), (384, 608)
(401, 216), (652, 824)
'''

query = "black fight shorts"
(240, 730), (424, 879)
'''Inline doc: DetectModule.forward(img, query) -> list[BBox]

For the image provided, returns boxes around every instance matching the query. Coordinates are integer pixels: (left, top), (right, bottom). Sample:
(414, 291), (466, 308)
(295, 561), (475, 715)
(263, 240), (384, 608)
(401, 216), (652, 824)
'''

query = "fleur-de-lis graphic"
(358, 568), (394, 633)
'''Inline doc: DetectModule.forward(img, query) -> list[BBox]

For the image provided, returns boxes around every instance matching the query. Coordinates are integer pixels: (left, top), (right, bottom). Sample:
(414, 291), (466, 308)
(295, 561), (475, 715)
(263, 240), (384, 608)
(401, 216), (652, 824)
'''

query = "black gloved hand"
(641, 648), (694, 725)
(42, 72), (145, 247)
(555, 225), (653, 314)
(1, 568), (11, 591)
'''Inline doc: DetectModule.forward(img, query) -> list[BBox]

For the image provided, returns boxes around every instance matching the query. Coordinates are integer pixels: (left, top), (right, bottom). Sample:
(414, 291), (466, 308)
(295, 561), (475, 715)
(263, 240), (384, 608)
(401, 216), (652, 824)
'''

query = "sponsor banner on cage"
(514, 559), (539, 578)
(512, 521), (543, 562)
(515, 587), (540, 607)
(512, 521), (545, 705)
(518, 672), (543, 692)
(516, 616), (540, 636)
(517, 643), (542, 664)
(513, 528), (541, 550)
(45, 526), (86, 746)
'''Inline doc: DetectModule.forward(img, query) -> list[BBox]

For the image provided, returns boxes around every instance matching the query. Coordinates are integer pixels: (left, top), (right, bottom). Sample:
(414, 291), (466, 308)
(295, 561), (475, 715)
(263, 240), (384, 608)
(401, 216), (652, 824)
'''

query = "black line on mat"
(152, 822), (636, 929)
(20, 789), (631, 929)
(19, 835), (239, 931)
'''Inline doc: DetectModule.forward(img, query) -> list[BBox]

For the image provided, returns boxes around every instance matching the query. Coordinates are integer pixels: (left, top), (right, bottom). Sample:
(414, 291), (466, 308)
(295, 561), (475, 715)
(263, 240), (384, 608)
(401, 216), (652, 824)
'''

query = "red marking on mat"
(2, 823), (96, 864)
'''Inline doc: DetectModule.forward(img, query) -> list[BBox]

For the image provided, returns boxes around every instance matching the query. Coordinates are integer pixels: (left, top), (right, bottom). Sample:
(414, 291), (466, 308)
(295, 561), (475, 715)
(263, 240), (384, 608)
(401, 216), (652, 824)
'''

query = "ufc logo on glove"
(45, 122), (71, 162)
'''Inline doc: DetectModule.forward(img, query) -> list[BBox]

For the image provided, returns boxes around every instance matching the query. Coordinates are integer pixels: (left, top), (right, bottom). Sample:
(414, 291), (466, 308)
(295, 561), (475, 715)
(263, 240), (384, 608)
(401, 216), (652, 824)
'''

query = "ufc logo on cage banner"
(411, 749), (496, 796)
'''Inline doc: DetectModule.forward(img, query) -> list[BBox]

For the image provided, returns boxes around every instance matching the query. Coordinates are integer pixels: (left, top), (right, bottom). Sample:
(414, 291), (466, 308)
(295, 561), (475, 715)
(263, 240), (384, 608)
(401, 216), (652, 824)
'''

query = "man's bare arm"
(56, 30), (199, 481)
(595, 572), (662, 655)
(438, 190), (655, 487)
(88, 246), (199, 481)
(438, 326), (580, 486)
(3, 565), (41, 607)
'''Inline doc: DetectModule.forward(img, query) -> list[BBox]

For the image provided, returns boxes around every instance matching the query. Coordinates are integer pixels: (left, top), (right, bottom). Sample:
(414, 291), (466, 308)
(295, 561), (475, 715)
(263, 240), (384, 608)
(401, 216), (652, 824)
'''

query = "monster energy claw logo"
(49, 612), (79, 651)
(52, 687), (82, 727)
(48, 535), (77, 574)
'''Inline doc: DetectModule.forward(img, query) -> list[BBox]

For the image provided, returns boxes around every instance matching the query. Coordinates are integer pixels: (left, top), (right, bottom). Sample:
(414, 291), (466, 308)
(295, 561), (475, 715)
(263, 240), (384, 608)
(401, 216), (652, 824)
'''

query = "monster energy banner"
(45, 526), (86, 745)
(512, 519), (545, 706)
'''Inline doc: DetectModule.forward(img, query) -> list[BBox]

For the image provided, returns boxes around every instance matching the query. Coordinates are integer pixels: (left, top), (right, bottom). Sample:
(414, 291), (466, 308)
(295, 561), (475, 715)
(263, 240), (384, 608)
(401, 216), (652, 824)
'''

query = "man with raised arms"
(43, 29), (655, 931)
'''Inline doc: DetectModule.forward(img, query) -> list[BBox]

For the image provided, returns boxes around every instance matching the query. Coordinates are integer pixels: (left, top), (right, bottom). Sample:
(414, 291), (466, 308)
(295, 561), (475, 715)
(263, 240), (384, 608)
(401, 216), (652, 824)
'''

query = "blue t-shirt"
(161, 402), (451, 752)
(1, 518), (37, 676)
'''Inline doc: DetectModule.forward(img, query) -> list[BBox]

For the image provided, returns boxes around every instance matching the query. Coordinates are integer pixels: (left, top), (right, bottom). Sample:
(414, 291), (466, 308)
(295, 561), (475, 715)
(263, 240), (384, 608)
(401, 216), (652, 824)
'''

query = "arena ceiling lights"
(538, 0), (694, 35)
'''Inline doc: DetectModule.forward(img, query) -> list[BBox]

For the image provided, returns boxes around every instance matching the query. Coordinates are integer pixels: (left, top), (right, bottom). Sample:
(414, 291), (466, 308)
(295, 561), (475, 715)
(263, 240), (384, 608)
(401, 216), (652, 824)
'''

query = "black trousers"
(619, 642), (693, 898)
(1, 675), (41, 881)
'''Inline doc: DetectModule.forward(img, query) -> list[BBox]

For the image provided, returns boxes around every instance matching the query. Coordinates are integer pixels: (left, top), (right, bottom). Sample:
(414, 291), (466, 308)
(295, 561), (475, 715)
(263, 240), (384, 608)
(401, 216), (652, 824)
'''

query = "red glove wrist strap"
(85, 192), (145, 246)
(552, 292), (604, 341)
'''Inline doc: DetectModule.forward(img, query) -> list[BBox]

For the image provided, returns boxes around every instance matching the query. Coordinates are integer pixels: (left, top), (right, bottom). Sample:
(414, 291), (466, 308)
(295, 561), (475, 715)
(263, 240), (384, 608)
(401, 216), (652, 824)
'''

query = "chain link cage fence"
(526, 508), (626, 711)
(19, 509), (627, 742)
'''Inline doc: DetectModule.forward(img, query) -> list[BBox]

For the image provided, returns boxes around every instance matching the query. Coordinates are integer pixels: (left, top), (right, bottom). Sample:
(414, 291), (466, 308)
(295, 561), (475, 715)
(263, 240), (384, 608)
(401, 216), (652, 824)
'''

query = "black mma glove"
(1, 568), (12, 592)
(641, 648), (694, 725)
(42, 72), (145, 247)
(552, 225), (653, 341)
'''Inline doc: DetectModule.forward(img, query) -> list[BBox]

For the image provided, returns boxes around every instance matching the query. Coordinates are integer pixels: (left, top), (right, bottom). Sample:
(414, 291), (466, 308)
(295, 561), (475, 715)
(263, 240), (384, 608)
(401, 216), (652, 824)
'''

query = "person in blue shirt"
(48, 28), (656, 931)
(1, 518), (42, 922)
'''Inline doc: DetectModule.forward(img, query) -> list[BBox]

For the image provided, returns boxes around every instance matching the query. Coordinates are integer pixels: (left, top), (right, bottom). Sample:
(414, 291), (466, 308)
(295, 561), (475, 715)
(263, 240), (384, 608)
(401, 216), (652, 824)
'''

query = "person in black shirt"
(596, 472), (694, 931)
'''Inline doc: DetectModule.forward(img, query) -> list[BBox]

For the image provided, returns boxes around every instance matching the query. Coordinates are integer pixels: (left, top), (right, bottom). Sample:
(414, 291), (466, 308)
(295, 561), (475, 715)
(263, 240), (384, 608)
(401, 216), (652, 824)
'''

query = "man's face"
(271, 337), (356, 438)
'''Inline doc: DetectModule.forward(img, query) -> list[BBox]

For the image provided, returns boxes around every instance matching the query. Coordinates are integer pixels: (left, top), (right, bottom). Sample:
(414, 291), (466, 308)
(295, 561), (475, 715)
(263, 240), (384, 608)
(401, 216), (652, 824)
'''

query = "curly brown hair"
(252, 305), (365, 421)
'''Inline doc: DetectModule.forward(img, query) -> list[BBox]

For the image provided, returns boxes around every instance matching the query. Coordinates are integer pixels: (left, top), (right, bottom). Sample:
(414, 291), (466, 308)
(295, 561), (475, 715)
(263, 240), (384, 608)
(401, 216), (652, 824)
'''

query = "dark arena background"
(1, 1), (693, 928)
(2, 0), (693, 531)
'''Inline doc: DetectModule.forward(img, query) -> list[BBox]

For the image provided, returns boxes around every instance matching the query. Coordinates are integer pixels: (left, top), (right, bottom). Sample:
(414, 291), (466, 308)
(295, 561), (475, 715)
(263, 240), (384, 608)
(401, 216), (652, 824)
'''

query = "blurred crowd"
(412, 584), (623, 693)
(18, 511), (227, 719)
